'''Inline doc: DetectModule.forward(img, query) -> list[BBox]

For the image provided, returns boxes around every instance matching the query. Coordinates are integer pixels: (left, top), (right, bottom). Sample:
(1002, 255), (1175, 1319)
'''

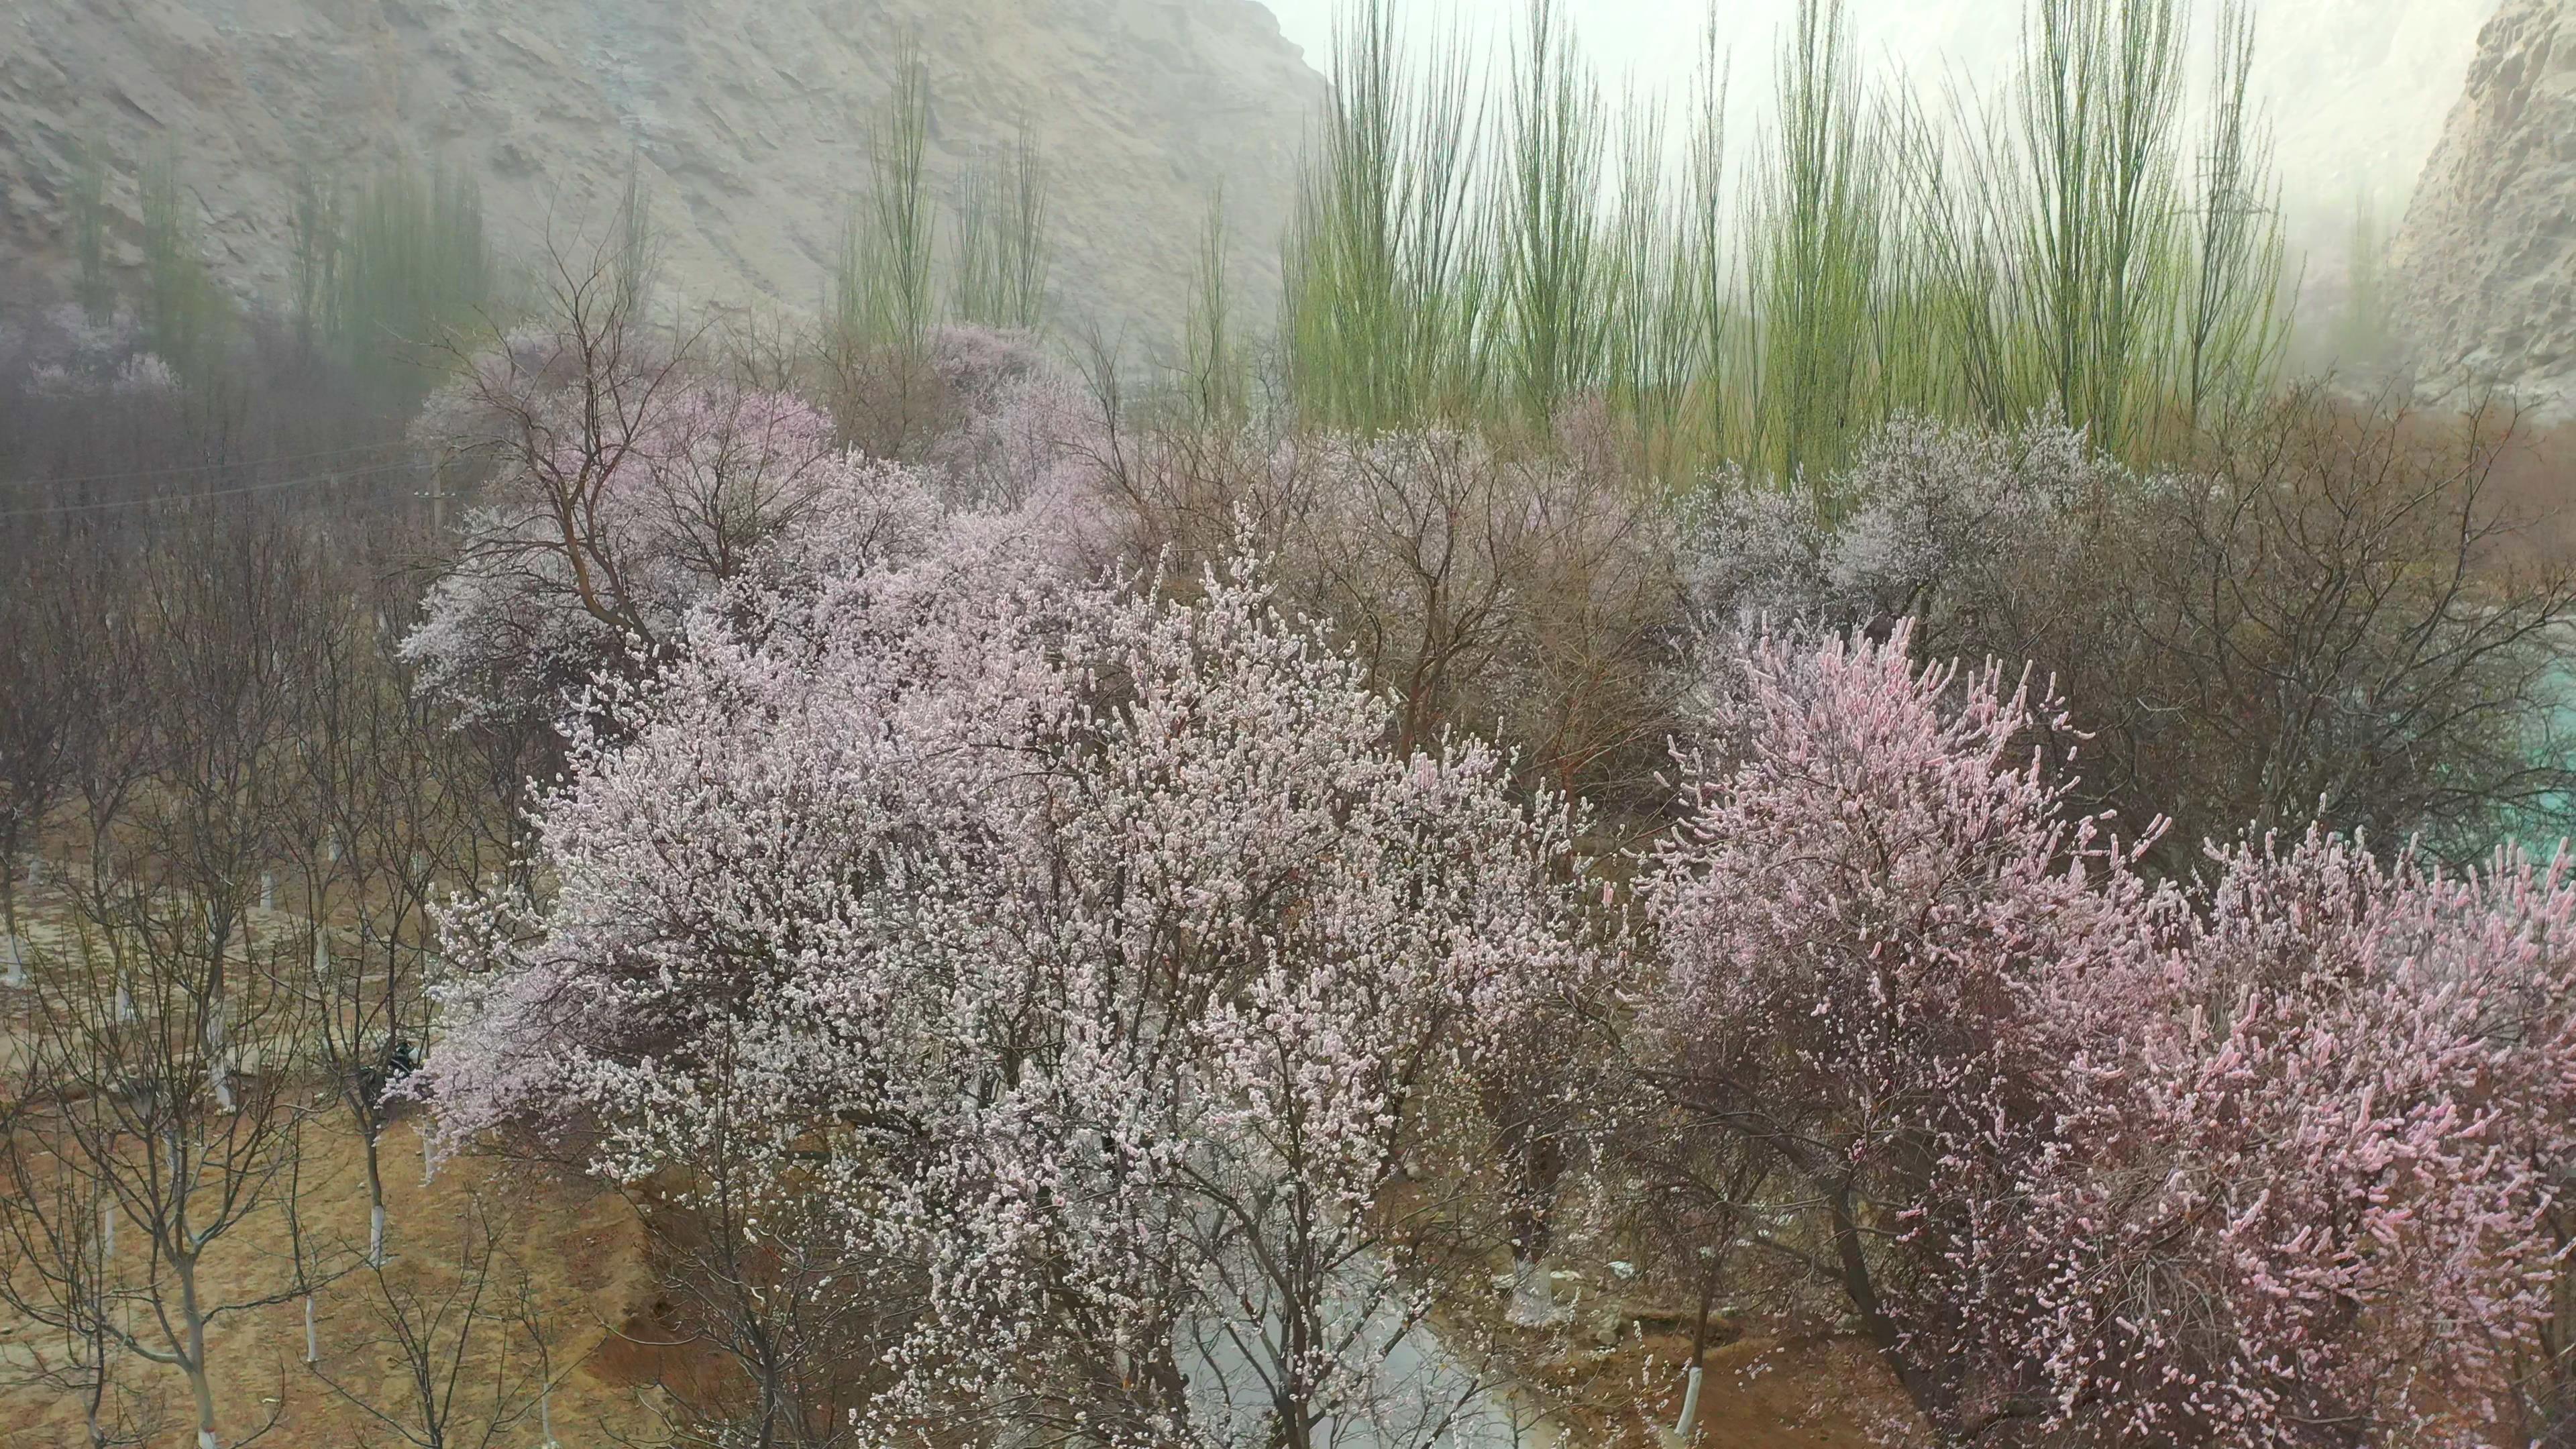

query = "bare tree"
(2108, 394), (2576, 859)
(1087, 415), (1688, 809)
(305, 1190), (569, 1449)
(421, 239), (702, 662)
(0, 527), (93, 974)
(0, 502), (342, 1449)
(283, 580), (484, 1269)
(0, 1046), (172, 1449)
(0, 892), (317, 1449)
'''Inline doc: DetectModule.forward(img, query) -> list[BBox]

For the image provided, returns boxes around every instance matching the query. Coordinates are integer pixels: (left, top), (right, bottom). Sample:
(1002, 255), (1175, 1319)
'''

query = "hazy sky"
(1256, 2), (2040, 121)
(1260, 0), (1772, 100)
(1250, 0), (2495, 232)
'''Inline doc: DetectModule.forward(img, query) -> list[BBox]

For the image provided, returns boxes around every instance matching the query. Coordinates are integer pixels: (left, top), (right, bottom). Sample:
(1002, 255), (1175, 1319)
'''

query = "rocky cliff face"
(2392, 0), (2576, 416)
(0, 0), (1324, 342)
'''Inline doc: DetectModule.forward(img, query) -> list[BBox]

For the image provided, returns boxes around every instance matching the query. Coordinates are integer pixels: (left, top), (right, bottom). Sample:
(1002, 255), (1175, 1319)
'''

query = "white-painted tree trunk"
(304, 1295), (318, 1364)
(180, 1256), (221, 1449)
(259, 873), (274, 912)
(312, 934), (329, 978)
(369, 1205), (386, 1267)
(3, 932), (23, 989)
(1669, 1363), (1704, 1445)
(1505, 1257), (1564, 1328)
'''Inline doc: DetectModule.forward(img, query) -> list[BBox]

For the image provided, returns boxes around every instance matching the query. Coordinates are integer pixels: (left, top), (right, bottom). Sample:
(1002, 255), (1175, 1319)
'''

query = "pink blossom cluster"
(1642, 623), (2576, 1445)
(918, 323), (1098, 511)
(427, 492), (1604, 1442)
(1686, 413), (2106, 631)
(407, 358), (2576, 1442)
(404, 383), (941, 722)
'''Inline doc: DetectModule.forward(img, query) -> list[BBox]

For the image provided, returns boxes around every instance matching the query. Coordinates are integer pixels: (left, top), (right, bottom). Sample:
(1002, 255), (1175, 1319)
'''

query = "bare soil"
(0, 1109), (689, 1448)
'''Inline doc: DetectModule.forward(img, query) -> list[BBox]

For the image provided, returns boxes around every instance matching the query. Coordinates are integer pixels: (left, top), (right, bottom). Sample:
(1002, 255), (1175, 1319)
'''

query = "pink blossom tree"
(1638, 621), (2163, 1440)
(405, 378), (941, 729)
(2026, 830), (2576, 1447)
(427, 511), (1607, 1447)
(1640, 619), (2576, 1447)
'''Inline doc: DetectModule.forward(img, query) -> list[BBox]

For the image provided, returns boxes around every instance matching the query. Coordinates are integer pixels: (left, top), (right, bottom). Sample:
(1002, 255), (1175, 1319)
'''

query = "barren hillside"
(2392, 0), (2576, 417)
(0, 0), (1325, 341)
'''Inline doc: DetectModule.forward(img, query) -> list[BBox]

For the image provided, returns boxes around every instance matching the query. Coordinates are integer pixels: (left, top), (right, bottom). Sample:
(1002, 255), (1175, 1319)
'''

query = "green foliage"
(317, 162), (499, 407)
(1496, 0), (1611, 423)
(949, 118), (1051, 331)
(1181, 193), (1246, 423)
(615, 160), (665, 324)
(837, 47), (937, 352)
(2020, 0), (2188, 445)
(138, 150), (231, 380)
(1282, 0), (1486, 431)
(2328, 190), (2395, 373)
(1664, 27), (1735, 468)
(1000, 121), (1052, 333)
(1746, 0), (1887, 484)
(1278, 0), (2292, 480)
(290, 157), (339, 354)
(2174, 1), (2285, 427)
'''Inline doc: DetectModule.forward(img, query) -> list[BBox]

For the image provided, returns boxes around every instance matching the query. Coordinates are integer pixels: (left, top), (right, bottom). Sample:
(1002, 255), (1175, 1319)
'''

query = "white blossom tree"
(425, 504), (1607, 1447)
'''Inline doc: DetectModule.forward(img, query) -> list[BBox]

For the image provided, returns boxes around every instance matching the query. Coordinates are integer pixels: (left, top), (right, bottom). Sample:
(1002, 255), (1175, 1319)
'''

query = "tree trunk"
(1669, 1366), (1705, 1446)
(1507, 1256), (1562, 1327)
(176, 1254), (221, 1449)
(84, 1320), (111, 1449)
(1664, 1263), (1719, 1445)
(364, 1130), (388, 1267)
(3, 890), (23, 987)
(1826, 1181), (1947, 1435)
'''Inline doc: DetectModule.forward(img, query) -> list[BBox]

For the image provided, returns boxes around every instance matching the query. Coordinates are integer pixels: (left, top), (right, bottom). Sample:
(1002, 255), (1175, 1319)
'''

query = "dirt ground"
(0, 1108), (689, 1448)
(1493, 1301), (1922, 1449)
(0, 1102), (1921, 1448)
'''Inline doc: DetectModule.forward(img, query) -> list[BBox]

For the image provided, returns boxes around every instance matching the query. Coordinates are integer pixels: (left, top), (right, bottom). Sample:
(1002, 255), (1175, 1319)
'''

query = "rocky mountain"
(0, 0), (1326, 343)
(2392, 0), (2576, 417)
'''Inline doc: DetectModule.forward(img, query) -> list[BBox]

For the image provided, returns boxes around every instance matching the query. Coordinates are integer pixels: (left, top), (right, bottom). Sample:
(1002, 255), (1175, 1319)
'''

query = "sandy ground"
(0, 1107), (686, 1448)
(1495, 1306), (1921, 1449)
(0, 1104), (1919, 1449)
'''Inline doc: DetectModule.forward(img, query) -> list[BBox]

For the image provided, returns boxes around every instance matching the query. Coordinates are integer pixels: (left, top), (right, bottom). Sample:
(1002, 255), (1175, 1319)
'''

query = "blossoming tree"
(427, 506), (1607, 1447)
(1640, 621), (2576, 1446)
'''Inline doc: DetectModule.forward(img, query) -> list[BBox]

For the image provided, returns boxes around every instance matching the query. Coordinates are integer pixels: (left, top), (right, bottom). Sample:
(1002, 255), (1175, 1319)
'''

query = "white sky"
(1250, 1), (2496, 237)
(1255, 1), (2017, 109)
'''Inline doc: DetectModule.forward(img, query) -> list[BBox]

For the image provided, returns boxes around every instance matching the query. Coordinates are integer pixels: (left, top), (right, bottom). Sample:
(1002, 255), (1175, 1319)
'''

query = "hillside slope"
(0, 0), (1324, 342)
(2391, 0), (2576, 415)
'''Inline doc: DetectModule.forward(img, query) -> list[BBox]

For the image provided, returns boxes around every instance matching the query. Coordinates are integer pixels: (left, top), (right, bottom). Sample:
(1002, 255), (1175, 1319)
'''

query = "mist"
(1259, 0), (2496, 239)
(7, 3), (2576, 1447)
